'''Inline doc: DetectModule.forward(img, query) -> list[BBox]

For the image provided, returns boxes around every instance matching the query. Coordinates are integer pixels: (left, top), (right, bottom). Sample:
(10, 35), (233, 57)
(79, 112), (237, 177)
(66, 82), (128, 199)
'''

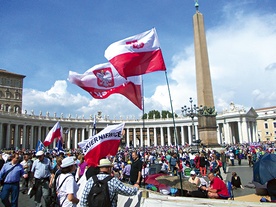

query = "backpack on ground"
(88, 175), (113, 207)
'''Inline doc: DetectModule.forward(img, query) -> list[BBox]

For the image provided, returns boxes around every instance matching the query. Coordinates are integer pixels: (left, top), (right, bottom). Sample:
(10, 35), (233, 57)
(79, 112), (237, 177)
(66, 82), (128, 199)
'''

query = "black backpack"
(88, 175), (113, 207)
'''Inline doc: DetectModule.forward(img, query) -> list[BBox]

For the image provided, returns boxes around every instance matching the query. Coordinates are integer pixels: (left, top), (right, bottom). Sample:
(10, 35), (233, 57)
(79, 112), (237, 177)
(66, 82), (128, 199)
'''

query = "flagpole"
(164, 71), (183, 196)
(142, 76), (146, 188)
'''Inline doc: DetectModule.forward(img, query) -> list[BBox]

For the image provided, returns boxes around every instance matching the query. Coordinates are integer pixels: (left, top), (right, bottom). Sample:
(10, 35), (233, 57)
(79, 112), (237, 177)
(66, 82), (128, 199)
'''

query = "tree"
(142, 110), (178, 119)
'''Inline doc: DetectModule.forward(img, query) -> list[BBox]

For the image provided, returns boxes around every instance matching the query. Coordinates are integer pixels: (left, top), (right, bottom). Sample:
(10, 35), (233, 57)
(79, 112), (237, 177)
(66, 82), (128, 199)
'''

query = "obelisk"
(193, 2), (218, 146)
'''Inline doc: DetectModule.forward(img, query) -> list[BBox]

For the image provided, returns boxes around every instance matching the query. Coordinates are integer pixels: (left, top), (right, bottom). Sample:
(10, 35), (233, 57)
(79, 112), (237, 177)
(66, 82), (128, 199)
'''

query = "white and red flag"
(43, 122), (62, 147)
(68, 62), (142, 109)
(78, 123), (125, 167)
(104, 28), (166, 78)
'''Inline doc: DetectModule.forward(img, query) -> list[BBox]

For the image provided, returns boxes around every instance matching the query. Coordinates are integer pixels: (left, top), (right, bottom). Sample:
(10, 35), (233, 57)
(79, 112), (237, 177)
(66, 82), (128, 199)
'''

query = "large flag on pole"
(68, 62), (142, 109)
(36, 140), (45, 153)
(78, 123), (125, 167)
(43, 122), (62, 147)
(104, 28), (166, 78)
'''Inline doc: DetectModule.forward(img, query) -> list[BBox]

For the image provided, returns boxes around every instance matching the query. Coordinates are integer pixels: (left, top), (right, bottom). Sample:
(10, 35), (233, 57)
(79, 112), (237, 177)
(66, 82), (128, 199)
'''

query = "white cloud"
(148, 5), (276, 115)
(22, 3), (276, 118)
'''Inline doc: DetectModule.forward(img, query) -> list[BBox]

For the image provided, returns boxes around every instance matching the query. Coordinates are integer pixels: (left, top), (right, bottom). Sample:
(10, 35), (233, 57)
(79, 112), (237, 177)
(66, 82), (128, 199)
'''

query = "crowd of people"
(0, 141), (275, 206)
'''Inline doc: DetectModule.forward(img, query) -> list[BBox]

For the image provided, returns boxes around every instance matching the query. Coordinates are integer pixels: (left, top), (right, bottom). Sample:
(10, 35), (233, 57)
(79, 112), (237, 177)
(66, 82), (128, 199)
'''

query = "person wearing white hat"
(80, 158), (139, 207)
(188, 170), (201, 186)
(31, 150), (54, 207)
(56, 156), (79, 206)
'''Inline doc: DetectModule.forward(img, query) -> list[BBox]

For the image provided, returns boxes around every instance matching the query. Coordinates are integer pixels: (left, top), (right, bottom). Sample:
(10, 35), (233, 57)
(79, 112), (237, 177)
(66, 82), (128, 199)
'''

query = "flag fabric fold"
(104, 28), (166, 78)
(43, 122), (62, 147)
(36, 140), (45, 153)
(78, 123), (125, 167)
(56, 139), (63, 153)
(68, 62), (142, 109)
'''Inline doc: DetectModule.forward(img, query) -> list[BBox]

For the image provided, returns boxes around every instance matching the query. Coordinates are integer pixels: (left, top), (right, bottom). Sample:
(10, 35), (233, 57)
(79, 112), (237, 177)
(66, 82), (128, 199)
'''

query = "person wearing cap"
(30, 150), (54, 207)
(122, 160), (131, 182)
(56, 156), (79, 206)
(80, 158), (139, 207)
(0, 153), (28, 207)
(188, 170), (201, 186)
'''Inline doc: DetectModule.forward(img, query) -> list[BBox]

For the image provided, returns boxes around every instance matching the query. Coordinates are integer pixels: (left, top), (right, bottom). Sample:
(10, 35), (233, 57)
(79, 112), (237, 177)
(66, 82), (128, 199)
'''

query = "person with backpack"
(56, 156), (79, 206)
(80, 158), (139, 207)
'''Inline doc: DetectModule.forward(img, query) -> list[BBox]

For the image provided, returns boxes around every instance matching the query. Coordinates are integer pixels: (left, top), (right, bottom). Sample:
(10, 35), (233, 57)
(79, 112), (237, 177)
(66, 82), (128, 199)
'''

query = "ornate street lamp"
(181, 97), (203, 153)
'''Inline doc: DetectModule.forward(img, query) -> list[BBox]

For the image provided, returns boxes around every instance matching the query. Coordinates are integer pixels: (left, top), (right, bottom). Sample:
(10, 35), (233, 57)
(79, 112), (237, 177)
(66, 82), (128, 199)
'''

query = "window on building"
(266, 131), (269, 135)
(274, 122), (276, 128)
(265, 123), (268, 129)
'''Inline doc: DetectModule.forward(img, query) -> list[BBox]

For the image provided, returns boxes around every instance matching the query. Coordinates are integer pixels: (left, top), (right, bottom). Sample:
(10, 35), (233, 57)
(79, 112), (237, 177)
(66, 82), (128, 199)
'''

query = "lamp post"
(181, 97), (203, 153)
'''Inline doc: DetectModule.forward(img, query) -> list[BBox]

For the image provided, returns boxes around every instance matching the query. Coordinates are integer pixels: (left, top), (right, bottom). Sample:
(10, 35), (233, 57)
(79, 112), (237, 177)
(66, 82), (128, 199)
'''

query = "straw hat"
(98, 158), (114, 168)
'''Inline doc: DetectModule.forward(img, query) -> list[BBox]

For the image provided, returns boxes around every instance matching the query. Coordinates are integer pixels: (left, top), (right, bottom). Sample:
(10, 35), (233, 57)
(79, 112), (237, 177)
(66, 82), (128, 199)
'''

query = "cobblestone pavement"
(0, 159), (256, 207)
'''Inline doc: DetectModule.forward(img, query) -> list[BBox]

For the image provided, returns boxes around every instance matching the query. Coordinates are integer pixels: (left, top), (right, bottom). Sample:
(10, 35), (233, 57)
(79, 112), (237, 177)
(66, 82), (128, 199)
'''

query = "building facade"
(0, 103), (261, 150)
(0, 69), (25, 114)
(255, 106), (276, 142)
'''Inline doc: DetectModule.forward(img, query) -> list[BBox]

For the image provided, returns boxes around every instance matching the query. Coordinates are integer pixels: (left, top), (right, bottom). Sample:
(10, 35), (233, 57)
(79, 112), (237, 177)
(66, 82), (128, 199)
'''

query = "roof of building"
(0, 69), (26, 78)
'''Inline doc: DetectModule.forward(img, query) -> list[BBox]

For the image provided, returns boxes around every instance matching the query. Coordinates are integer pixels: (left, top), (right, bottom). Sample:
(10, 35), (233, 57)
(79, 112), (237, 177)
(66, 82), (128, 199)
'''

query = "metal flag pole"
(164, 71), (183, 196)
(142, 76), (146, 188)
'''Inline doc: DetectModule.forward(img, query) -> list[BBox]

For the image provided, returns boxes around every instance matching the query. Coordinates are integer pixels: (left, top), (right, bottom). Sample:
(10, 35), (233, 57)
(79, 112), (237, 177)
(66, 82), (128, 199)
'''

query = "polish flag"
(68, 62), (142, 109)
(79, 123), (125, 167)
(104, 28), (166, 78)
(43, 122), (62, 147)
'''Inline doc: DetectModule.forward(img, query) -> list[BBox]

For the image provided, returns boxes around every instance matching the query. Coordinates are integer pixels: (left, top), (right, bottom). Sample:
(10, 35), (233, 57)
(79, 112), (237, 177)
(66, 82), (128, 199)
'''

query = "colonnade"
(0, 110), (258, 150)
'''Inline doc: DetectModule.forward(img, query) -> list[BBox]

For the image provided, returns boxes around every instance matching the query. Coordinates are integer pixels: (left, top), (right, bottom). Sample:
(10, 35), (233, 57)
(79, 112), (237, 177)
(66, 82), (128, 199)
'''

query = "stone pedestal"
(198, 116), (219, 147)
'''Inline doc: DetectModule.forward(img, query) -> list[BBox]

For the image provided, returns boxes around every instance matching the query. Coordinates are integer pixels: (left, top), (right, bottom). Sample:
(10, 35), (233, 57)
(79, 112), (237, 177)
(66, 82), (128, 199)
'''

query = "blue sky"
(1, 0), (276, 119)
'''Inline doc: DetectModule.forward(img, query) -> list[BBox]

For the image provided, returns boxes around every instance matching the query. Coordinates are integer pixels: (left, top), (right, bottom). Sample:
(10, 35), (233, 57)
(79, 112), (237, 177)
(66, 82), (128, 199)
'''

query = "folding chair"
(227, 181), (234, 200)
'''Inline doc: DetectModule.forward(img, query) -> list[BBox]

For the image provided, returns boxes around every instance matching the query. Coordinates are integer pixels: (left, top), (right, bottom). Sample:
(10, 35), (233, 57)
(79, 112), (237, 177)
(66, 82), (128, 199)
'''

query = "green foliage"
(142, 110), (178, 119)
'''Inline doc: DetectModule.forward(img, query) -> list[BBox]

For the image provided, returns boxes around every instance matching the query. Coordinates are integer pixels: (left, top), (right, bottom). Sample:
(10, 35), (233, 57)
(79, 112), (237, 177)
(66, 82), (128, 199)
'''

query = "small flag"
(43, 122), (62, 147)
(36, 140), (45, 153)
(56, 139), (63, 152)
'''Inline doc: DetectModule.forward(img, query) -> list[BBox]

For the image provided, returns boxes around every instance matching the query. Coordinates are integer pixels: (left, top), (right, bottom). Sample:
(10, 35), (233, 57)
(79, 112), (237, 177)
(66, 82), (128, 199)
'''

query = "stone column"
(22, 125), (26, 149)
(188, 126), (192, 145)
(67, 129), (71, 149)
(181, 126), (185, 145)
(160, 127), (164, 146)
(14, 124), (19, 149)
(30, 125), (34, 149)
(238, 121), (243, 143)
(153, 127), (157, 146)
(133, 128), (136, 147)
(126, 128), (130, 147)
(241, 121), (248, 143)
(140, 128), (143, 147)
(74, 128), (78, 149)
(167, 126), (171, 146)
(82, 128), (85, 141)
(147, 128), (150, 146)
(6, 124), (11, 149)
(38, 126), (42, 141)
